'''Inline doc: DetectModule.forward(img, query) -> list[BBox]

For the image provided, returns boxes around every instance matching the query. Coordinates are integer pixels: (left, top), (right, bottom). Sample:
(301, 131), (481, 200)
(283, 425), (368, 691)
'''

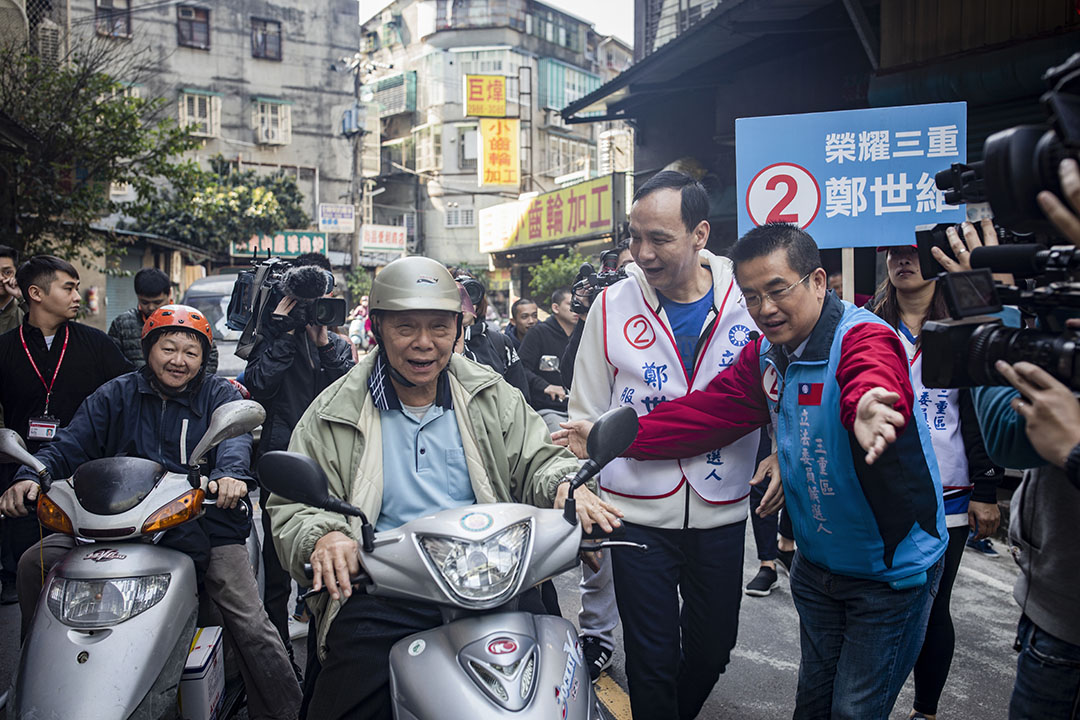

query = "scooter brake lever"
(579, 540), (648, 552)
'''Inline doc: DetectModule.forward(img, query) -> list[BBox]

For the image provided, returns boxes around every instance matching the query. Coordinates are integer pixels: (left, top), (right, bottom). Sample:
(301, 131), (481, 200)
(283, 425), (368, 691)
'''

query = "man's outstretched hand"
(551, 419), (594, 460)
(853, 387), (906, 465)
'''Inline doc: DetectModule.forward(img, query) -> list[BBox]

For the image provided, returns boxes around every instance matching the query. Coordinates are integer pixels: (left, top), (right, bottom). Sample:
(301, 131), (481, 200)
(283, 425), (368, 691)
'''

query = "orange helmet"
(141, 304), (214, 359)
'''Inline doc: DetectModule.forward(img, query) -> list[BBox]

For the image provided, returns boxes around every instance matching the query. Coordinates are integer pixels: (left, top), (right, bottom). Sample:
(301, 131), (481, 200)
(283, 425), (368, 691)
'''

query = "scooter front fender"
(389, 611), (601, 719)
(12, 543), (199, 720)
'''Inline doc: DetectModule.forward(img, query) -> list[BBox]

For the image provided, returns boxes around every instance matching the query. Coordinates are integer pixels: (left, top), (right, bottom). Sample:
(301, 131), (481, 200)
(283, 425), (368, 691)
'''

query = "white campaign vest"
(908, 346), (970, 493)
(599, 277), (759, 503)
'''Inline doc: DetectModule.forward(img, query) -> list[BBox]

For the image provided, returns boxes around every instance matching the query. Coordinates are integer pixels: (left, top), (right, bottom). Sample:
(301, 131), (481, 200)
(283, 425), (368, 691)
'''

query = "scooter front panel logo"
(554, 630), (579, 718)
(486, 638), (517, 655)
(460, 512), (493, 532)
(83, 549), (127, 563)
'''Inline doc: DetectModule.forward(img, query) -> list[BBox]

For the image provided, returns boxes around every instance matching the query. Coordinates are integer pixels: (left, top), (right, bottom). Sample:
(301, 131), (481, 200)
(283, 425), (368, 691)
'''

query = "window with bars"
(253, 101), (291, 145)
(177, 6), (210, 49)
(457, 126), (477, 171)
(445, 207), (475, 228)
(414, 124), (442, 172)
(96, 0), (131, 38)
(179, 93), (221, 138)
(251, 18), (282, 60)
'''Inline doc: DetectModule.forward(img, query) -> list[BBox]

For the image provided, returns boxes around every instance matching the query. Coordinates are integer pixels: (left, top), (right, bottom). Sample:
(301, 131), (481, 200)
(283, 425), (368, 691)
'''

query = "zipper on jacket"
(683, 482), (691, 529)
(158, 398), (167, 463)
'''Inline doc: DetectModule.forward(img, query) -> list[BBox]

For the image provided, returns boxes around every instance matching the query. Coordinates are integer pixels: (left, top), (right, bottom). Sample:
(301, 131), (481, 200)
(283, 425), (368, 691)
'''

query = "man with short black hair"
(0, 245), (22, 335)
(108, 267), (219, 373)
(0, 255), (132, 608)
(504, 297), (538, 351)
(519, 288), (577, 433)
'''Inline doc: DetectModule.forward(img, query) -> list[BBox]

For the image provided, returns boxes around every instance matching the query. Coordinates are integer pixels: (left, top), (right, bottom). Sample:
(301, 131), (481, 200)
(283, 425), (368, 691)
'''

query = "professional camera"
(934, 52), (1080, 234)
(921, 248), (1080, 389)
(571, 248), (628, 315)
(226, 257), (347, 359)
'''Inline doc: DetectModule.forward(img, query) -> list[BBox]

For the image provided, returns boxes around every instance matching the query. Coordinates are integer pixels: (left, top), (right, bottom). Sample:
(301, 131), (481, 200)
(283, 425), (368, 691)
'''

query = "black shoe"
(581, 635), (613, 682)
(0, 583), (17, 605)
(776, 548), (795, 575)
(745, 566), (779, 597)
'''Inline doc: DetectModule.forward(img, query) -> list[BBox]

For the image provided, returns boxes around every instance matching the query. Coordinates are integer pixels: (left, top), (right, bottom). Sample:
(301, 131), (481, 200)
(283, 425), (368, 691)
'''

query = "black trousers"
(307, 589), (546, 719)
(611, 521), (746, 720)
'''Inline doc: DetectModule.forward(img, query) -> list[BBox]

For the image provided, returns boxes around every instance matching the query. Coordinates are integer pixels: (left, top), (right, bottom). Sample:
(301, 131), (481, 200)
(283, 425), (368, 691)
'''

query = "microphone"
(282, 265), (333, 299)
(968, 244), (1047, 277)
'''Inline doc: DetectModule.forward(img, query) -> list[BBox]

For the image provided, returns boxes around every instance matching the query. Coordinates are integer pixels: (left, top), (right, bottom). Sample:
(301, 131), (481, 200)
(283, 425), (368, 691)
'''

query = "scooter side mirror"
(189, 400), (266, 467)
(585, 406), (639, 467)
(0, 428), (46, 476)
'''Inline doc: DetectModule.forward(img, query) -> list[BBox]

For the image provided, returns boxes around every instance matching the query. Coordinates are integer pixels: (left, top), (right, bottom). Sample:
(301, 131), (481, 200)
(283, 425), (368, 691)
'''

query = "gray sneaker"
(745, 566), (779, 597)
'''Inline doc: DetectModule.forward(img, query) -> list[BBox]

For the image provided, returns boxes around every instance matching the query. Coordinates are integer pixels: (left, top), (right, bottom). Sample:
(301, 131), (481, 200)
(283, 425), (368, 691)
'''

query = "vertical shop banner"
(736, 102), (966, 249)
(479, 118), (520, 187)
(230, 231), (327, 258)
(464, 74), (507, 117)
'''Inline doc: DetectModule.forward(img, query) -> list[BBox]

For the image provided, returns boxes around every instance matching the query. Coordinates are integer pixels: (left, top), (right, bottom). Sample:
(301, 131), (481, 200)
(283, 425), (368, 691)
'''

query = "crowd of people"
(0, 159), (1077, 720)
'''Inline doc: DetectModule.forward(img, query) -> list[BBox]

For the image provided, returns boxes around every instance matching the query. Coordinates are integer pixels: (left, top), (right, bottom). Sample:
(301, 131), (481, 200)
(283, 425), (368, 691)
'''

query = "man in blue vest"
(557, 222), (947, 719)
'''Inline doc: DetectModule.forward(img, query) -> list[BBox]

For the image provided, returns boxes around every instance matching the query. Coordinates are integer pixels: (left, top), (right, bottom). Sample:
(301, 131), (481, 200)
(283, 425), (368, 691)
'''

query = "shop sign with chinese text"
(318, 203), (356, 234)
(736, 102), (966, 249)
(479, 118), (520, 187)
(230, 231), (327, 258)
(464, 74), (507, 117)
(361, 224), (407, 253)
(478, 174), (625, 253)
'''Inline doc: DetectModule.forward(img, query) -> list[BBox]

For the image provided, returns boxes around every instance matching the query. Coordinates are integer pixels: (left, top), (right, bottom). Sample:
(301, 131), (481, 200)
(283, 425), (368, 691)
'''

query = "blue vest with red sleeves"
(759, 292), (947, 581)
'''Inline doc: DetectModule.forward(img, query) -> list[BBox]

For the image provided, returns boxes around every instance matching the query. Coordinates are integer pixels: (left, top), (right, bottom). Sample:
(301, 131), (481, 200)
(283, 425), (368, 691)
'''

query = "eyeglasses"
(742, 273), (811, 310)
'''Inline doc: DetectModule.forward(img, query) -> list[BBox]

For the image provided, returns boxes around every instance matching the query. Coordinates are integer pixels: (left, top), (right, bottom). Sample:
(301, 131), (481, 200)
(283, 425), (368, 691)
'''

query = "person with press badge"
(0, 255), (131, 608)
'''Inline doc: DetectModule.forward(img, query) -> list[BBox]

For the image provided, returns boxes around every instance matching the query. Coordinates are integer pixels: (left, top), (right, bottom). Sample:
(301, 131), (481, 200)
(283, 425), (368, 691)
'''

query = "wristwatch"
(1064, 442), (1080, 490)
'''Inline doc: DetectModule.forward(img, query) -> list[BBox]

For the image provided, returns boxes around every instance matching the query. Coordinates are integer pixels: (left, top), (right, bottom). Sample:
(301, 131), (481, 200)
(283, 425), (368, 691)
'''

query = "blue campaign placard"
(735, 102), (966, 249)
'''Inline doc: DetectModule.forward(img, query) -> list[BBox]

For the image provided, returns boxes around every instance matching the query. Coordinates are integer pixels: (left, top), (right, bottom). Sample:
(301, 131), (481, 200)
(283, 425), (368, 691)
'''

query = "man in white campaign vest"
(567, 171), (766, 719)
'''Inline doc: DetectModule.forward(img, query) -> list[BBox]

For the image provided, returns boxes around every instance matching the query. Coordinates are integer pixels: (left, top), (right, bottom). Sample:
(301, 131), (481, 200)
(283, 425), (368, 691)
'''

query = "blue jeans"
(1009, 615), (1080, 719)
(789, 552), (943, 720)
(610, 520), (745, 720)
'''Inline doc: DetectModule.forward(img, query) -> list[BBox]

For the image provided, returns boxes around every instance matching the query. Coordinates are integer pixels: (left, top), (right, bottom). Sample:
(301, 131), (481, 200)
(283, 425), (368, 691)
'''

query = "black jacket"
(0, 318), (132, 489)
(503, 322), (524, 351)
(244, 326), (353, 457)
(518, 315), (573, 412)
(463, 322), (531, 403)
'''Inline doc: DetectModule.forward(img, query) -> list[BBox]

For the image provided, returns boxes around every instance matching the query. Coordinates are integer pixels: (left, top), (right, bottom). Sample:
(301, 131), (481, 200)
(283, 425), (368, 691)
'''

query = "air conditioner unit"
(36, 19), (62, 65)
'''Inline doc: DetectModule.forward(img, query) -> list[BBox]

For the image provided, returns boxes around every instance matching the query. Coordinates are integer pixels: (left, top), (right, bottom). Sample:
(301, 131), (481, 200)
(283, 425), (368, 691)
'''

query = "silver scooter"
(258, 405), (641, 720)
(0, 400), (265, 720)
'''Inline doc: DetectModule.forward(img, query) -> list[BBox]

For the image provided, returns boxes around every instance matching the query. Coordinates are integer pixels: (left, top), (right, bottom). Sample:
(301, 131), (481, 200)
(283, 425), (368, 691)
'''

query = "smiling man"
(557, 223), (948, 720)
(267, 256), (621, 720)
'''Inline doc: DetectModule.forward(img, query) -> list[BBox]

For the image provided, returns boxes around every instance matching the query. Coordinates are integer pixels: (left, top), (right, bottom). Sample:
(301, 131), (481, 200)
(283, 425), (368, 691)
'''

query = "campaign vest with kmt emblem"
(599, 276), (760, 503)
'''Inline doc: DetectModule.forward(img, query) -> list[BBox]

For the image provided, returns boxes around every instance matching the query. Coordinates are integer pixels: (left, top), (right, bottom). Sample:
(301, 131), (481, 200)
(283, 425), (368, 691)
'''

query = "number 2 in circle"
(766, 174), (799, 223)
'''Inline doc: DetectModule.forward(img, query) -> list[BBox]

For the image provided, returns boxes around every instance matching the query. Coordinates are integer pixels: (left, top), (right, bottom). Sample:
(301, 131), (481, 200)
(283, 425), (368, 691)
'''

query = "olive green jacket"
(267, 351), (580, 659)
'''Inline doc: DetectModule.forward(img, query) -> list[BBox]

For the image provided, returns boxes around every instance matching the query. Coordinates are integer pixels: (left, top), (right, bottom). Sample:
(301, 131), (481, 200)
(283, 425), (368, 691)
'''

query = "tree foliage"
(0, 37), (200, 259)
(527, 251), (588, 306)
(122, 155), (311, 254)
(345, 268), (373, 305)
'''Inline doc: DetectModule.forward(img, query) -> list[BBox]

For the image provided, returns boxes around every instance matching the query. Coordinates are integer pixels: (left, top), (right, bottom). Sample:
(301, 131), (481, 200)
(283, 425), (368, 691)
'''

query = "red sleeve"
(627, 338), (771, 460)
(836, 323), (913, 429)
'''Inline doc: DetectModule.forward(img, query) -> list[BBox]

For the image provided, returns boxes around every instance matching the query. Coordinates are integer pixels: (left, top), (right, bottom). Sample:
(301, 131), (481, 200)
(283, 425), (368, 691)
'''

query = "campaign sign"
(736, 102), (967, 249)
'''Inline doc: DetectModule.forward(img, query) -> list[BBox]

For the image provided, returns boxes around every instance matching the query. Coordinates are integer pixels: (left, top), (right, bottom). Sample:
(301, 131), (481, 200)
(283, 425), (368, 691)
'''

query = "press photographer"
(238, 252), (354, 681)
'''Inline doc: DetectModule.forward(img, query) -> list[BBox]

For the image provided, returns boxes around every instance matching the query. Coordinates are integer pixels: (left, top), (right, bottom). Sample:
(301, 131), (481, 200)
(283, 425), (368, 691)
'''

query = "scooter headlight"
(46, 574), (170, 627)
(418, 521), (531, 608)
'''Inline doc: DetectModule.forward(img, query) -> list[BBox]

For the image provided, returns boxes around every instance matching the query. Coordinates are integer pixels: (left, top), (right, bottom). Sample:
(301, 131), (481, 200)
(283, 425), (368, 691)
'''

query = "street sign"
(464, 74), (507, 117)
(478, 118), (520, 187)
(736, 102), (966, 249)
(318, 203), (356, 234)
(478, 174), (625, 253)
(230, 231), (327, 258)
(361, 224), (406, 253)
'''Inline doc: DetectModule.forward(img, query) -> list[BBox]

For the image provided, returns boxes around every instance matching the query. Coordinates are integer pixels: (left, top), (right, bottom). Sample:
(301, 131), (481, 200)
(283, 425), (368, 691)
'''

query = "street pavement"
(0, 519), (1020, 719)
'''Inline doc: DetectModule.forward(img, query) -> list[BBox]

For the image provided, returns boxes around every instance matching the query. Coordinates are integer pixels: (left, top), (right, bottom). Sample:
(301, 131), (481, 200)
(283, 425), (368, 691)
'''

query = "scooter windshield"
(72, 457), (167, 516)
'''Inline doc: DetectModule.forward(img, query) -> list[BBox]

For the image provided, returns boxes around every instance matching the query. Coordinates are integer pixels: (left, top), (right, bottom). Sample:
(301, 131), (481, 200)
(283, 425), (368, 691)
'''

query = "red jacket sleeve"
(836, 323), (914, 429)
(627, 338), (771, 460)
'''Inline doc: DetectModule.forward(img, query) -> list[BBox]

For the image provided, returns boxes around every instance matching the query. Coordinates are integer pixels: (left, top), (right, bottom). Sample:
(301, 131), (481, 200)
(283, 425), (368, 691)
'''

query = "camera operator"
(944, 157), (1080, 720)
(561, 241), (632, 391)
(243, 252), (355, 680)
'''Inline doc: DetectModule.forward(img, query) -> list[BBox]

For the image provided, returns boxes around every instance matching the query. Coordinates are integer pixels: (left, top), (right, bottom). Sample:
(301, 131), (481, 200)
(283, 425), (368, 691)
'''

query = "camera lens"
(968, 325), (1080, 390)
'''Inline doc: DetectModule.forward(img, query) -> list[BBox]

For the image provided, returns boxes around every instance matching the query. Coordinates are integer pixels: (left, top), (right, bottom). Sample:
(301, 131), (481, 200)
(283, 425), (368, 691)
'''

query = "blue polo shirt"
(376, 402), (476, 532)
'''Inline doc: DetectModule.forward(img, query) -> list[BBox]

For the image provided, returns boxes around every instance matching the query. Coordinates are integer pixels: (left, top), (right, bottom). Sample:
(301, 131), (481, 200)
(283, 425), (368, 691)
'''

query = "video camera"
(920, 53), (1080, 389)
(571, 248), (627, 315)
(226, 256), (347, 359)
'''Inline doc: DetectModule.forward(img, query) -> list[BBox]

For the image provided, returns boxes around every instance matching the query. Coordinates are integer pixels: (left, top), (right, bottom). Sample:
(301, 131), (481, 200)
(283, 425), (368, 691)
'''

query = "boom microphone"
(282, 265), (333, 299)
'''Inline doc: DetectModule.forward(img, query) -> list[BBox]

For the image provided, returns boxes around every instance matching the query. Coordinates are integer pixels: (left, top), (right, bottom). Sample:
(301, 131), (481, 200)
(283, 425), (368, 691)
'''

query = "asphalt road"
(0, 518), (1021, 719)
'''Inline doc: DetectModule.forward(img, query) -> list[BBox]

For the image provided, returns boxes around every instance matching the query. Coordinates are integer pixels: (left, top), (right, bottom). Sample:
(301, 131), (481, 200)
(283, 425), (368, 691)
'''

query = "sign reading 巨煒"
(464, 74), (508, 117)
(736, 102), (967, 249)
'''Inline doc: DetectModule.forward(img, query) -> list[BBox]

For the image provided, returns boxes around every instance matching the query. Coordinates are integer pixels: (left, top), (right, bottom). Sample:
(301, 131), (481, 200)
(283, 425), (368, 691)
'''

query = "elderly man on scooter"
(0, 305), (302, 720)
(267, 256), (622, 720)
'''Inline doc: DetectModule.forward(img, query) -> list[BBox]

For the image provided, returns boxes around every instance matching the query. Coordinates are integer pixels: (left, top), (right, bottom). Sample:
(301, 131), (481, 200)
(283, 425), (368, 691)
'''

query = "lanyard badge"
(20, 325), (69, 441)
